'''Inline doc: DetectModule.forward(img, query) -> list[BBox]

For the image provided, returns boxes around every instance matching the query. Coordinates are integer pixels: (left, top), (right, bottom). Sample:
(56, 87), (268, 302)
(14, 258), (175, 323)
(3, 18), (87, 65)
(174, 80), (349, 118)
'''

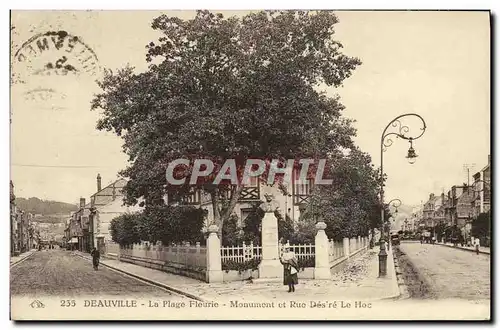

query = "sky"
(10, 10), (491, 207)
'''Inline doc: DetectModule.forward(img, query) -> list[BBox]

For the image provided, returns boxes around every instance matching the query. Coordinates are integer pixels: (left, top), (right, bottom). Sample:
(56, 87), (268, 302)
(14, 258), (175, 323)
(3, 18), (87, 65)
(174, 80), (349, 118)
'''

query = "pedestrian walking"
(280, 243), (299, 293)
(90, 247), (100, 270)
(474, 238), (480, 255)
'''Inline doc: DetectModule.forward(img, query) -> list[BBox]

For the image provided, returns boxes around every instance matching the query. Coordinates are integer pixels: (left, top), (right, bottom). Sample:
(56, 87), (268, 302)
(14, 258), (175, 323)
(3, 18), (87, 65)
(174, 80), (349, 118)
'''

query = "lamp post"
(379, 114), (427, 277)
(384, 198), (402, 247)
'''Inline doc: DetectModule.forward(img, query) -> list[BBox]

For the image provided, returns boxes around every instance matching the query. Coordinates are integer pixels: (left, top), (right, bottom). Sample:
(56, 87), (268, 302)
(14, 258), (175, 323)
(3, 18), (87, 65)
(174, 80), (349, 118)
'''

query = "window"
(247, 176), (259, 187)
(240, 208), (253, 227)
(293, 178), (314, 205)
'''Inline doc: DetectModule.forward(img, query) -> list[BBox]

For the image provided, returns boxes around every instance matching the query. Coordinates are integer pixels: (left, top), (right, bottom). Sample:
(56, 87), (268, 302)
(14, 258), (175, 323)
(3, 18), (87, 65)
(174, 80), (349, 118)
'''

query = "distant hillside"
(33, 214), (70, 224)
(15, 197), (78, 216)
(395, 204), (418, 216)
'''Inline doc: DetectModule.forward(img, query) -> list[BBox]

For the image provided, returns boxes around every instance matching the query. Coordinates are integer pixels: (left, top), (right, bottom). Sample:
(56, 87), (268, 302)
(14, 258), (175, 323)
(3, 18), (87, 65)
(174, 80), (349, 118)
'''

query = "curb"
(391, 251), (410, 300)
(436, 243), (490, 255)
(10, 251), (35, 267)
(388, 248), (405, 300)
(72, 252), (206, 302)
(367, 247), (402, 302)
(396, 245), (440, 299)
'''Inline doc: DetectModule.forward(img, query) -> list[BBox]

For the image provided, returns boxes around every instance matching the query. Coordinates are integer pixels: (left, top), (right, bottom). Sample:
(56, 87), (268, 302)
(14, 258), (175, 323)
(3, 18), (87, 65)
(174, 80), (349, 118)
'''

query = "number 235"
(61, 300), (76, 307)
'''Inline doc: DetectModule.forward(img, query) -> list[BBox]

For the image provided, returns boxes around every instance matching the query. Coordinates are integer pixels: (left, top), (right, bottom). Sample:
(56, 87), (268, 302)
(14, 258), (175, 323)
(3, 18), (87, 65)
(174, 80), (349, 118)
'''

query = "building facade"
(67, 173), (313, 250)
(422, 193), (448, 229)
(90, 175), (142, 253)
(472, 154), (491, 217)
(442, 184), (475, 241)
(167, 174), (314, 230)
(70, 198), (93, 252)
(66, 206), (84, 251)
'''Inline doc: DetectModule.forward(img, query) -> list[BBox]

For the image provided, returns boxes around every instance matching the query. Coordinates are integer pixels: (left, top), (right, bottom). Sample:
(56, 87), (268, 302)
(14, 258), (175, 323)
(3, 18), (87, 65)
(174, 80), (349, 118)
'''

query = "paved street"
(10, 249), (177, 298)
(398, 243), (490, 301)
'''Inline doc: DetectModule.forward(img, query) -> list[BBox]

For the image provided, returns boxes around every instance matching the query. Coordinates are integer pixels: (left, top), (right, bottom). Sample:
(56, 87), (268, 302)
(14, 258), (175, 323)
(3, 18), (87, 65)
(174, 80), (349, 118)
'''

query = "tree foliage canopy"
(91, 10), (361, 231)
(300, 148), (382, 240)
(472, 211), (491, 238)
(110, 213), (141, 246)
(110, 205), (206, 246)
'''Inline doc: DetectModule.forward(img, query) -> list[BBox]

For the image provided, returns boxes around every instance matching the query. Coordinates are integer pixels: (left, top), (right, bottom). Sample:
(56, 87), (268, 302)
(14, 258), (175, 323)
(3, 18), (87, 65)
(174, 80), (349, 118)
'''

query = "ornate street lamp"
(378, 114), (426, 277)
(406, 139), (418, 165)
(387, 198), (402, 212)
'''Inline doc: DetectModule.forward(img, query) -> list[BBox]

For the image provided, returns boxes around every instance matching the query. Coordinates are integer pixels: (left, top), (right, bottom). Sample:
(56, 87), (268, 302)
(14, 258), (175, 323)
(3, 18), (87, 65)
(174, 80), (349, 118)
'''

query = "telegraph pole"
(463, 163), (476, 187)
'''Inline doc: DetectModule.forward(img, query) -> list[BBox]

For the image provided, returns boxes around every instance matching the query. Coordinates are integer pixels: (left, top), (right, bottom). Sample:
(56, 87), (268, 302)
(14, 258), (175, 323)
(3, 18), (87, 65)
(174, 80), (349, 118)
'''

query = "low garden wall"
(105, 241), (207, 282)
(104, 226), (372, 283)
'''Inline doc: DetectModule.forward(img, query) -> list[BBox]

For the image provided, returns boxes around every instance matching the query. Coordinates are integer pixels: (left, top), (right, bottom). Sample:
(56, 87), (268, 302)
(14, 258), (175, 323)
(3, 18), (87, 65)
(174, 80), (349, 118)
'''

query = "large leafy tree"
(305, 148), (382, 240)
(92, 10), (361, 236)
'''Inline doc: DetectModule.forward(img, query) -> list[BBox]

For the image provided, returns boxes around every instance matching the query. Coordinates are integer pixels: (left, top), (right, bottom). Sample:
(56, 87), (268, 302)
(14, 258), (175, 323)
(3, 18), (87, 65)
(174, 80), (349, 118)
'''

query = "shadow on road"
(393, 247), (436, 299)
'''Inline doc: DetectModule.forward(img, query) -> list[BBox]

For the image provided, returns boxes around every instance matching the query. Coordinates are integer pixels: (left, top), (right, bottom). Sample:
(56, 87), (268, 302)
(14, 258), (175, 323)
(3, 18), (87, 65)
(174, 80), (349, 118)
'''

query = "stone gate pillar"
(206, 224), (223, 283)
(314, 221), (330, 279)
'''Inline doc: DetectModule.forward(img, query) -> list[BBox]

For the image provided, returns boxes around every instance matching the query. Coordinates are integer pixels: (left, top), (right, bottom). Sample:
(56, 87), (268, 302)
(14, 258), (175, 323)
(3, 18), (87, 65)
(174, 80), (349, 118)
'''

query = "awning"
(69, 238), (78, 243)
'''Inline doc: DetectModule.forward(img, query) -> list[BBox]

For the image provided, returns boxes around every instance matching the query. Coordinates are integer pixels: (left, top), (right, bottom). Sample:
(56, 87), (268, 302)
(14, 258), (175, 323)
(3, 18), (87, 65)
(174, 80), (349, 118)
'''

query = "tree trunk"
(210, 189), (220, 227)
(209, 185), (244, 240)
(370, 227), (375, 248)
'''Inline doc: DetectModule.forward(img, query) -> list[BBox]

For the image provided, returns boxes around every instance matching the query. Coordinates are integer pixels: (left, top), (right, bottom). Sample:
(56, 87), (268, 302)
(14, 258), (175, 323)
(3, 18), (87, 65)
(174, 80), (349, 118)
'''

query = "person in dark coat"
(280, 244), (299, 292)
(90, 247), (100, 270)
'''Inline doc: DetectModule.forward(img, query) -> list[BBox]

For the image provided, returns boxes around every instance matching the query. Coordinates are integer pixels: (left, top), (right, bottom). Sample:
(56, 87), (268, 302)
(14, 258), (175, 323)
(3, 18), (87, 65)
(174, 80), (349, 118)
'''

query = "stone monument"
(258, 193), (282, 279)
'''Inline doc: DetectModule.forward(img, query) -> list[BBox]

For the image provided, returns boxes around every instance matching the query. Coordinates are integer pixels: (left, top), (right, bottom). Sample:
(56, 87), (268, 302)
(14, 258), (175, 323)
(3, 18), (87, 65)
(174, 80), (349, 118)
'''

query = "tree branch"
(221, 184), (244, 221)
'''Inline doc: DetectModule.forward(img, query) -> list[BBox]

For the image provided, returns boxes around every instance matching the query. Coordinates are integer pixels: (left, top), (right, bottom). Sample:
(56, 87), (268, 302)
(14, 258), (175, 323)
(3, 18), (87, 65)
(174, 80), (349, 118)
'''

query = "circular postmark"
(13, 30), (101, 110)
(14, 30), (100, 79)
(22, 87), (68, 111)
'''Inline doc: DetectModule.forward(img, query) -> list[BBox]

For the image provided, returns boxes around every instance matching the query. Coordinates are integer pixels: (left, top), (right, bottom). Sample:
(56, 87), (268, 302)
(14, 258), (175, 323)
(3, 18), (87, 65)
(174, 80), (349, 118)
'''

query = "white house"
(168, 174), (315, 229)
(90, 175), (142, 251)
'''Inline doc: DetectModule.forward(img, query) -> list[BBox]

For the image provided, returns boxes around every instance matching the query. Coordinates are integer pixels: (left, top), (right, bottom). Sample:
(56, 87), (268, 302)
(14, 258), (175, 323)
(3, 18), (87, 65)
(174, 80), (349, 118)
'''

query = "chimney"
(80, 198), (86, 209)
(488, 154), (491, 165)
(97, 173), (102, 192)
(429, 193), (434, 200)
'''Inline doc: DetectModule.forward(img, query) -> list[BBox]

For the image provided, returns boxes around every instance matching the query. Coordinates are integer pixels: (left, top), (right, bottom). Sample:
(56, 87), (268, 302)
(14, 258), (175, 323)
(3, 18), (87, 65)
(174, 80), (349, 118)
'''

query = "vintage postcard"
(10, 10), (491, 321)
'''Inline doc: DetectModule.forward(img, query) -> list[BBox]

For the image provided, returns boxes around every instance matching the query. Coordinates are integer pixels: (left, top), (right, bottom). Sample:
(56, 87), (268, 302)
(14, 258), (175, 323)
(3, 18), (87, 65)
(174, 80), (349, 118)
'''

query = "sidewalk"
(437, 242), (490, 255)
(10, 249), (36, 266)
(72, 251), (205, 300)
(73, 248), (400, 303)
